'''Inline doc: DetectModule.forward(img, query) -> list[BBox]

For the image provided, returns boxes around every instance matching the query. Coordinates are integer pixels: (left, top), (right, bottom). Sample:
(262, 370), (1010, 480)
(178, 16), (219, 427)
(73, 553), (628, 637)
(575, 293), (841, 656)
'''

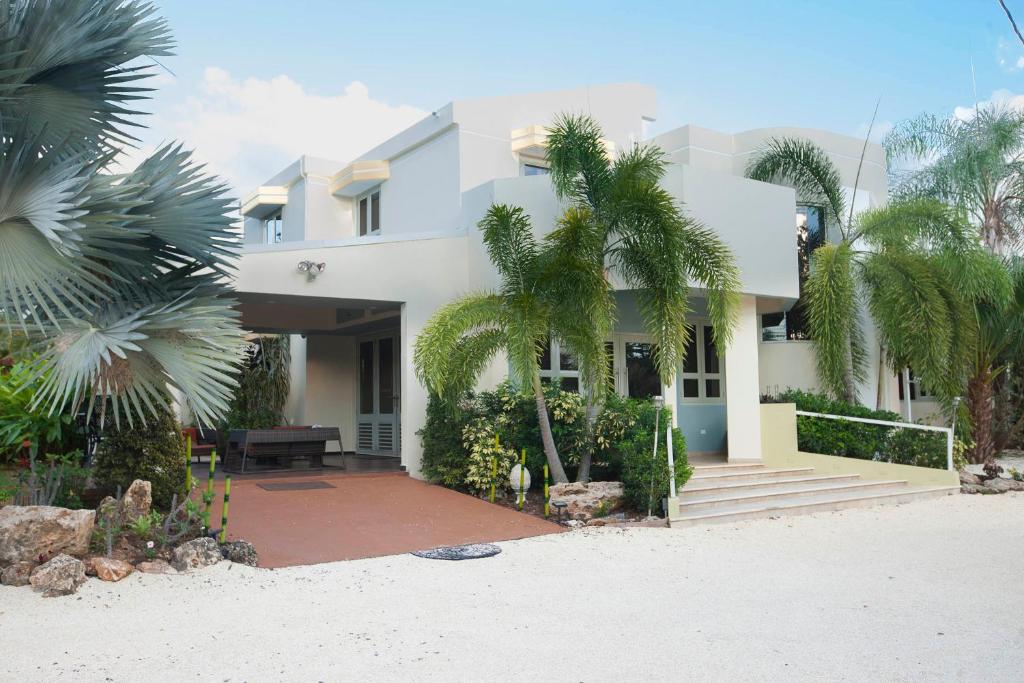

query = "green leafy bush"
(0, 362), (80, 463)
(771, 389), (947, 468)
(220, 335), (291, 430)
(93, 409), (187, 508)
(419, 384), (691, 514)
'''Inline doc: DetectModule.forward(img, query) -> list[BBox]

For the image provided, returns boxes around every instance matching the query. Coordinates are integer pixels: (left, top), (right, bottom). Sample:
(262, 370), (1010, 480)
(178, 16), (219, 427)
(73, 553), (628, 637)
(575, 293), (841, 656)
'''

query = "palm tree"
(413, 204), (611, 483)
(746, 138), (1006, 407)
(0, 1), (243, 427)
(544, 114), (741, 481)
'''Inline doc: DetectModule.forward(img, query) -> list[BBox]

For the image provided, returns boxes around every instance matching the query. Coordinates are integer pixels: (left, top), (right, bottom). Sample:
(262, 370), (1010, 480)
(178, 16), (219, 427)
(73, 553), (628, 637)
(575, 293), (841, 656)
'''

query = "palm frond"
(478, 204), (539, 297)
(746, 137), (847, 231)
(805, 242), (865, 398)
(544, 112), (613, 207)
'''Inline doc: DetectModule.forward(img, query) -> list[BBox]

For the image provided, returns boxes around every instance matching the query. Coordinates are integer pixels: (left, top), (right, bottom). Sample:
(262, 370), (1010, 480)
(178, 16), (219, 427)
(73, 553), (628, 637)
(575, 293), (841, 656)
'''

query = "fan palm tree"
(414, 204), (612, 484)
(544, 114), (741, 481)
(0, 0), (244, 427)
(746, 138), (1008, 407)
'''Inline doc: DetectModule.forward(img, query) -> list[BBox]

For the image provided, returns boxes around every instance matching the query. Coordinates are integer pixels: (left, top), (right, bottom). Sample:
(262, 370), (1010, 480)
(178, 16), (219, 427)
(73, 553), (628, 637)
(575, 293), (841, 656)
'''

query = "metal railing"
(794, 410), (954, 471)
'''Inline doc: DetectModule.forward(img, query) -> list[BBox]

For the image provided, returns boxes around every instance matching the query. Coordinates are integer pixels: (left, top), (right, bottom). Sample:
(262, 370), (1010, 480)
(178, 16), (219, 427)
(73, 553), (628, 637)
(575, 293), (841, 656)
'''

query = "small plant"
(591, 499), (613, 518)
(128, 510), (164, 541)
(1009, 467), (1024, 482)
(462, 418), (516, 496)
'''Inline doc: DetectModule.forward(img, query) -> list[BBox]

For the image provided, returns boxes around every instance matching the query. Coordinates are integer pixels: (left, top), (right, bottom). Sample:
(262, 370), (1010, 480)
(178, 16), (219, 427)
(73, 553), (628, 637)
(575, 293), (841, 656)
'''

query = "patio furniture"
(223, 427), (344, 473)
(182, 427), (217, 463)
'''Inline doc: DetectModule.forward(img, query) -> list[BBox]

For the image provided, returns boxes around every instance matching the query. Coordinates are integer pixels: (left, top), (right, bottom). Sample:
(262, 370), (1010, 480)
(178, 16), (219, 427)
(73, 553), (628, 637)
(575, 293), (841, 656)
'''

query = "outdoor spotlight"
(297, 260), (326, 280)
(653, 395), (665, 409)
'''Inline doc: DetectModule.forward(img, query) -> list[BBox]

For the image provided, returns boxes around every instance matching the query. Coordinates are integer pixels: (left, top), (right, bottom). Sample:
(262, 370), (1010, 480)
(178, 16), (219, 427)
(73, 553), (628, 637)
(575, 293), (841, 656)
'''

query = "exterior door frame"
(608, 333), (665, 400)
(356, 331), (400, 456)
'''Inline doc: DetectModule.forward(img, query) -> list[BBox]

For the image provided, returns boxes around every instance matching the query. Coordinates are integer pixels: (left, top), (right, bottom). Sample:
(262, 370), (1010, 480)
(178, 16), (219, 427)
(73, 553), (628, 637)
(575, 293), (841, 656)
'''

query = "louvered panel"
(357, 422), (374, 451)
(378, 424), (394, 452)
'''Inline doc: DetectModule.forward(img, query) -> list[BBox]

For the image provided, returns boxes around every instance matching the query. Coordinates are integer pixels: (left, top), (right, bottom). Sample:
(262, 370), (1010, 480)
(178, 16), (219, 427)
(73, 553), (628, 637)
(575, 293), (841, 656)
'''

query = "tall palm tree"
(414, 204), (611, 484)
(0, 0), (243, 427)
(544, 114), (741, 481)
(746, 138), (1007, 407)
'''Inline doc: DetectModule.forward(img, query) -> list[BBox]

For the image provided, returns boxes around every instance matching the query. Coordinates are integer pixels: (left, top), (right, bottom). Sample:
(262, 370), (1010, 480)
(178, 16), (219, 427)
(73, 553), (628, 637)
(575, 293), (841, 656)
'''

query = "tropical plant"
(0, 0), (244, 429)
(221, 335), (291, 429)
(886, 106), (1024, 463)
(544, 114), (741, 480)
(92, 406), (187, 508)
(0, 361), (77, 461)
(414, 204), (608, 482)
(747, 139), (1007, 407)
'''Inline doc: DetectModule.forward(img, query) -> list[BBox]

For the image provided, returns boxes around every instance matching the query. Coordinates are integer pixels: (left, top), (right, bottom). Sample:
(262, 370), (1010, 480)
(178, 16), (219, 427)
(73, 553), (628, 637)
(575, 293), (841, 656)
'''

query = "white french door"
(356, 332), (400, 456)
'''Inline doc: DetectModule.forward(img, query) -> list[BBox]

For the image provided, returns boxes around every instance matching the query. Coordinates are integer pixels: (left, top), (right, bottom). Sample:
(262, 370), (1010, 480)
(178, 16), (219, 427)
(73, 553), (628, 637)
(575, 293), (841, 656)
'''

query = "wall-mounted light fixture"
(297, 260), (326, 280)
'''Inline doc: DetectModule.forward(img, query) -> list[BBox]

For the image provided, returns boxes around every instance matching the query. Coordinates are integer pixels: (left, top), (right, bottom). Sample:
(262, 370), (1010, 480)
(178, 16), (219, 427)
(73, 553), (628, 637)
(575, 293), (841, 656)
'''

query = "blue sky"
(144, 0), (1024, 192)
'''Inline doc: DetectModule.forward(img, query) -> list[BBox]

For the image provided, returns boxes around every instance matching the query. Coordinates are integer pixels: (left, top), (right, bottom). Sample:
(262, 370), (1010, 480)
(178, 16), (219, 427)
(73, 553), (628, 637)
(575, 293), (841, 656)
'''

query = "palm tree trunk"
(842, 339), (858, 404)
(967, 364), (996, 464)
(530, 370), (569, 483)
(575, 394), (601, 483)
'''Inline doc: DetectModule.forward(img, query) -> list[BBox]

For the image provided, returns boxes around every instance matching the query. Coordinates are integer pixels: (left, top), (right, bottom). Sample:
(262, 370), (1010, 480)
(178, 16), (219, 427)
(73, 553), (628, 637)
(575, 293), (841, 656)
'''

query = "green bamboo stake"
(219, 477), (232, 544)
(203, 449), (217, 533)
(543, 464), (550, 518)
(518, 448), (526, 511)
(489, 453), (497, 504)
(185, 435), (192, 494)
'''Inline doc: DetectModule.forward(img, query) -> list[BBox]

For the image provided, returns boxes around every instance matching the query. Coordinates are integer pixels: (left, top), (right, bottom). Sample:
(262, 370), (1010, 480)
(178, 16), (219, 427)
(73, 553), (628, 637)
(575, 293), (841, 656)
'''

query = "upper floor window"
(263, 210), (283, 244)
(357, 188), (381, 236)
(761, 205), (825, 341)
(522, 162), (550, 176)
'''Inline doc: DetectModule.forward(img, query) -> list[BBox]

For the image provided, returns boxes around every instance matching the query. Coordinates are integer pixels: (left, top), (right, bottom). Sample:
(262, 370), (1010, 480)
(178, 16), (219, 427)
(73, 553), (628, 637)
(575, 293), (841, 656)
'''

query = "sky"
(137, 0), (1024, 194)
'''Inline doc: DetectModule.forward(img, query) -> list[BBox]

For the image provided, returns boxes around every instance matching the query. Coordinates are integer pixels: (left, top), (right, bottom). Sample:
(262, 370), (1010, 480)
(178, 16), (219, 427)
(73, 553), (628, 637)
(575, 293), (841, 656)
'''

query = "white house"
(233, 83), (936, 477)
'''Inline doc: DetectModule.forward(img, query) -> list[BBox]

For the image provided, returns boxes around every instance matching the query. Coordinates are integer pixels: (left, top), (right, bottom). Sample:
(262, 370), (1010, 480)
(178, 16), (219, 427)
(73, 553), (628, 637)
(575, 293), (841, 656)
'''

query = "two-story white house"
(233, 83), (927, 477)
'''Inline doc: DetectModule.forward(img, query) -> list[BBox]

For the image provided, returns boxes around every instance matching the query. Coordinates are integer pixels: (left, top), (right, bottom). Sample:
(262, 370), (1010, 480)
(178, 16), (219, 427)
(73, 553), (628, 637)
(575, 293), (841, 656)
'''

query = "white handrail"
(794, 410), (954, 471)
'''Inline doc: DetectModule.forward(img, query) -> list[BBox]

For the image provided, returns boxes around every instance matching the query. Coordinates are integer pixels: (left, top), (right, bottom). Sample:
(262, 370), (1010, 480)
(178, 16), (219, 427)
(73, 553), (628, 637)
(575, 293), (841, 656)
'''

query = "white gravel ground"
(2, 493), (1023, 682)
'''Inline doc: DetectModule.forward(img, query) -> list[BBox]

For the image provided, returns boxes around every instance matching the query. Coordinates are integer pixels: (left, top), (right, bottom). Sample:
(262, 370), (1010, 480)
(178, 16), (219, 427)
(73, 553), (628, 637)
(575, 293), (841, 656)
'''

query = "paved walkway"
(202, 471), (561, 567)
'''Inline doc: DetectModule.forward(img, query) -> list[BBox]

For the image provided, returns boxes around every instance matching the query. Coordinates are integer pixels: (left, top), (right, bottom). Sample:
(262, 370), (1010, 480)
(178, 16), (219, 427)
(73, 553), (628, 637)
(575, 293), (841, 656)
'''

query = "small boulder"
(983, 477), (1024, 493)
(1, 561), (35, 586)
(959, 470), (982, 486)
(549, 481), (625, 520)
(29, 554), (86, 597)
(171, 537), (222, 572)
(91, 557), (133, 582)
(120, 480), (152, 523)
(221, 540), (258, 567)
(0, 505), (95, 564)
(136, 559), (176, 575)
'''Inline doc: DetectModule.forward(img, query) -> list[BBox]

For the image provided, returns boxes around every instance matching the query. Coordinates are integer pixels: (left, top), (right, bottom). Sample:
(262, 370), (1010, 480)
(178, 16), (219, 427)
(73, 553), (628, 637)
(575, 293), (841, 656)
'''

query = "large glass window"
(522, 163), (550, 176)
(539, 337), (580, 392)
(263, 210), (283, 244)
(762, 205), (824, 341)
(357, 188), (382, 236)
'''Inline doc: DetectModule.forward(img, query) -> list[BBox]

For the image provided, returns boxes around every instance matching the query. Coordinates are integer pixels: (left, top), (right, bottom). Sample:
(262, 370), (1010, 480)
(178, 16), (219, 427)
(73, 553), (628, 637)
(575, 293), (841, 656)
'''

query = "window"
(761, 205), (825, 341)
(680, 324), (724, 402)
(898, 370), (931, 401)
(357, 188), (382, 236)
(522, 163), (550, 176)
(262, 210), (283, 244)
(539, 337), (579, 392)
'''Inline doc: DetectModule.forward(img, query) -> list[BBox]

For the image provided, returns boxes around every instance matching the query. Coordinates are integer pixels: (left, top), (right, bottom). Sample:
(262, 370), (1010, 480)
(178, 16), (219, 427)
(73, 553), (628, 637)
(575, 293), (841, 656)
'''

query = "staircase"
(669, 462), (958, 527)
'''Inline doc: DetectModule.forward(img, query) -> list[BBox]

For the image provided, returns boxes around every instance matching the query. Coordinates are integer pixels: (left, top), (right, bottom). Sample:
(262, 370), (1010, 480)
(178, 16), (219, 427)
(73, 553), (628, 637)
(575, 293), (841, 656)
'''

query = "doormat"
(257, 481), (337, 492)
(412, 543), (502, 560)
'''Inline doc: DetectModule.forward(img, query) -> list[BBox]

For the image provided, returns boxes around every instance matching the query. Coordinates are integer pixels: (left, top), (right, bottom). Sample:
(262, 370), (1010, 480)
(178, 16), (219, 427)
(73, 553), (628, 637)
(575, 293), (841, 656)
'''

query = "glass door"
(607, 335), (663, 400)
(357, 333), (399, 455)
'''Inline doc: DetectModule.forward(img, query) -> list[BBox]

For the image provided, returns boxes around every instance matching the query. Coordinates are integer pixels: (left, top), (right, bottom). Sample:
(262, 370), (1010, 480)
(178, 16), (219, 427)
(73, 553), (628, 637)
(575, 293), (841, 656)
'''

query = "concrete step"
(690, 462), (766, 475)
(678, 479), (909, 513)
(682, 473), (861, 496)
(670, 485), (959, 527)
(688, 467), (815, 485)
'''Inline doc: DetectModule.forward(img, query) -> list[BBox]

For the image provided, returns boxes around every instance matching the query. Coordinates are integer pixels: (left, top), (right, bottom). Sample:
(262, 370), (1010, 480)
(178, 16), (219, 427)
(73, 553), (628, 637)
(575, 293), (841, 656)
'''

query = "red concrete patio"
(201, 471), (562, 568)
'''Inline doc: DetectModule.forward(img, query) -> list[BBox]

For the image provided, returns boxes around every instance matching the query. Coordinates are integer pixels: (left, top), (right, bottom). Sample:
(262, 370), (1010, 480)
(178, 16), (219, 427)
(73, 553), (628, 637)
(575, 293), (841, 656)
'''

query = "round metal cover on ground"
(412, 543), (502, 560)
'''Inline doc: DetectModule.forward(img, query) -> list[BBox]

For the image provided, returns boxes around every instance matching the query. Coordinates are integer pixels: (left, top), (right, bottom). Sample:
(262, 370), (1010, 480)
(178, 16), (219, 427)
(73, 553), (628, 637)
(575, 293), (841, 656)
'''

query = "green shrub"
(93, 409), (187, 508)
(419, 393), (473, 488)
(773, 388), (947, 468)
(0, 361), (80, 463)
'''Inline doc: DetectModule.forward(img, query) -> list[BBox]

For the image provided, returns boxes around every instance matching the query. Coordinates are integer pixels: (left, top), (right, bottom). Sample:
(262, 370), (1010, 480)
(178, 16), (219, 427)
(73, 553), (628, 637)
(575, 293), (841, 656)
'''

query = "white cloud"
(852, 119), (893, 144)
(123, 68), (427, 195)
(953, 88), (1024, 121)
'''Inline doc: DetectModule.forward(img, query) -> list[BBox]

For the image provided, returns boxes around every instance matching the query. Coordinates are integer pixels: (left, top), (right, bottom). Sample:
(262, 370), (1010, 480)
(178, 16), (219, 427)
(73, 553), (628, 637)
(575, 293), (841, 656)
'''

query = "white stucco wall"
(304, 335), (357, 452)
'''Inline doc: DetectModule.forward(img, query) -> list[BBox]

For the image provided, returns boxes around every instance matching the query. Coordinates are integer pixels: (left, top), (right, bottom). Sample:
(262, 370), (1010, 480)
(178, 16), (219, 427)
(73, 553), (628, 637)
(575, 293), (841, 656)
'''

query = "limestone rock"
(91, 557), (133, 582)
(221, 539), (258, 567)
(959, 470), (982, 485)
(29, 554), (86, 597)
(120, 480), (152, 522)
(136, 559), (177, 575)
(549, 481), (625, 520)
(0, 506), (95, 564)
(1, 561), (35, 586)
(171, 537), (221, 572)
(983, 477), (1024, 493)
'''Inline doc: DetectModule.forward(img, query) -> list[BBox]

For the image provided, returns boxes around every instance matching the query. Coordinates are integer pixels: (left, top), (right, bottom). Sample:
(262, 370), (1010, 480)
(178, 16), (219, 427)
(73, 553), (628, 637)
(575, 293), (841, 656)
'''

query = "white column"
(724, 295), (762, 462)
(283, 333), (307, 425)
(399, 302), (432, 479)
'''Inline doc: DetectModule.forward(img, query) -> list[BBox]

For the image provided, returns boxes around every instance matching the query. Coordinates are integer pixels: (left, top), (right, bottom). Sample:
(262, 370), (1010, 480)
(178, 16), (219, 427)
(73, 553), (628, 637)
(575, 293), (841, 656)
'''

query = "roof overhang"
(330, 160), (390, 197)
(240, 186), (289, 218)
(510, 124), (616, 163)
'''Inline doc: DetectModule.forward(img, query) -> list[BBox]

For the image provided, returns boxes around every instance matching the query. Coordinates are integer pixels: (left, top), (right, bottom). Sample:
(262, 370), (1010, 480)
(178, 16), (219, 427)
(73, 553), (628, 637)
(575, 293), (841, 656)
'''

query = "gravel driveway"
(2, 494), (1022, 681)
